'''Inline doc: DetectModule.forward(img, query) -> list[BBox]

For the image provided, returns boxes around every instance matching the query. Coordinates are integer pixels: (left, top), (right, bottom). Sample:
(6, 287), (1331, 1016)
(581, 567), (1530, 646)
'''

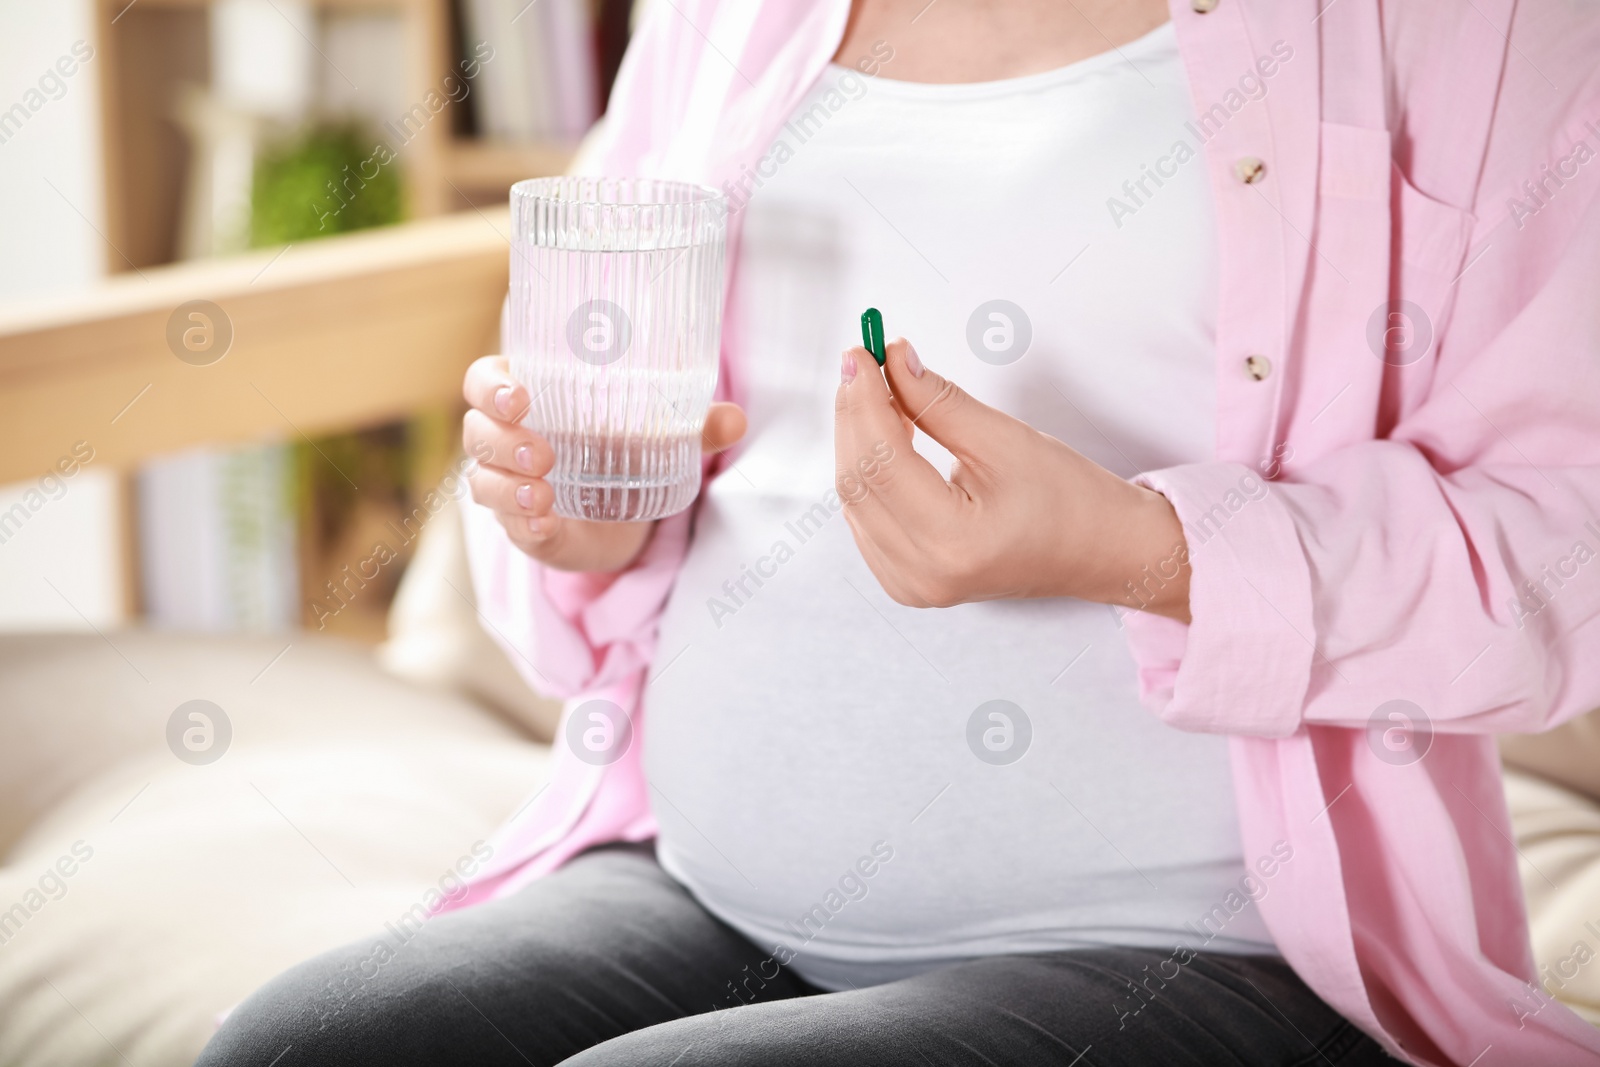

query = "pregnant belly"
(639, 493), (1270, 988)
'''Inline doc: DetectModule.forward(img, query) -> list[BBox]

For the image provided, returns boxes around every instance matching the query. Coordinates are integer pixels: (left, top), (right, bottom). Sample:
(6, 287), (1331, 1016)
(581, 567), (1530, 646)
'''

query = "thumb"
(882, 338), (1009, 461)
(700, 401), (747, 454)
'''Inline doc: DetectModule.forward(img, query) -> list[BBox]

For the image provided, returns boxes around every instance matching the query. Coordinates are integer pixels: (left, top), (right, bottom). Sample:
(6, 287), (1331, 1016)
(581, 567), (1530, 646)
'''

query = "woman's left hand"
(834, 337), (1193, 622)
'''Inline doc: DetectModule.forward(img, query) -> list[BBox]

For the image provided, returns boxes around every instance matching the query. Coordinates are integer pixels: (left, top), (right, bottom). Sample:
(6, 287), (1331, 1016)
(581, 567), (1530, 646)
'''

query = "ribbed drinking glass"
(508, 177), (727, 522)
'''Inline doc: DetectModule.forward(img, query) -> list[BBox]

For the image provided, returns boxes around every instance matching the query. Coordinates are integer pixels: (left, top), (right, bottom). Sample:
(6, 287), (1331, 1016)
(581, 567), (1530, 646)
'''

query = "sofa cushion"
(0, 631), (548, 1067)
(1501, 709), (1600, 804)
(1505, 766), (1600, 1025)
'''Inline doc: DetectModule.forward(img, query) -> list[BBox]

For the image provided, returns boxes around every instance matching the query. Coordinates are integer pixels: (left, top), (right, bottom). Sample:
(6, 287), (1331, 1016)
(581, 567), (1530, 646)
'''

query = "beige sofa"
(0, 500), (556, 1067)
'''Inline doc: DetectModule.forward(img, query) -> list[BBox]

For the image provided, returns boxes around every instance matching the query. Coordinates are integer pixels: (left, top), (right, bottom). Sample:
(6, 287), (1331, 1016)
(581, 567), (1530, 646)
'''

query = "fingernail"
(515, 444), (534, 472)
(904, 343), (924, 378)
(527, 516), (547, 538)
(841, 349), (857, 384)
(515, 484), (533, 509)
(494, 387), (516, 417)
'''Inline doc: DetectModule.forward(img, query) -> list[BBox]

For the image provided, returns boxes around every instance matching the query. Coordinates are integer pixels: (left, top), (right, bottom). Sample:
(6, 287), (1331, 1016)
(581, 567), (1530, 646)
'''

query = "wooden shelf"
(94, 0), (590, 270)
(442, 138), (577, 193)
(93, 0), (509, 270)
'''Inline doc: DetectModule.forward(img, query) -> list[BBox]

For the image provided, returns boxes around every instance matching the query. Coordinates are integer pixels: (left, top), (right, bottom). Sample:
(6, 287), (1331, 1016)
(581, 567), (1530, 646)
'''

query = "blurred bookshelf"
(86, 0), (628, 638)
(91, 0), (627, 272)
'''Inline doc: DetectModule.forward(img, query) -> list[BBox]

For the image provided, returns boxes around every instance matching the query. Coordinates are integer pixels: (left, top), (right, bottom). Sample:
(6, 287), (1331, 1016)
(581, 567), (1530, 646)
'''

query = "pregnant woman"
(201, 0), (1600, 1064)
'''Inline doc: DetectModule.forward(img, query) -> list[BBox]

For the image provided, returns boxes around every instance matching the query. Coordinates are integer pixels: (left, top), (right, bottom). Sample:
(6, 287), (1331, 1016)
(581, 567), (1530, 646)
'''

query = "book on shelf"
(137, 445), (300, 633)
(461, 0), (597, 142)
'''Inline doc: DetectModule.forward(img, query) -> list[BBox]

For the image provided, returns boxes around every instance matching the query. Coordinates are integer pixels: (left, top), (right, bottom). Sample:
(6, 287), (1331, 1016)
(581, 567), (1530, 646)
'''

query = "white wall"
(0, 0), (125, 631)
(0, 0), (104, 297)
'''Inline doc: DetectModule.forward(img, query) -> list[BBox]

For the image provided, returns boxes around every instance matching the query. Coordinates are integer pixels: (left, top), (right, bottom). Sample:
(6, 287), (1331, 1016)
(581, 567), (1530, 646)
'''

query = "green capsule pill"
(860, 307), (886, 366)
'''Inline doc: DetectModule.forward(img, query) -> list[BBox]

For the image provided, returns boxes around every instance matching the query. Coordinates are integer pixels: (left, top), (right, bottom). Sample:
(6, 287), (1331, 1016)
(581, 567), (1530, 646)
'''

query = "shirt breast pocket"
(1390, 164), (1476, 373)
(1319, 121), (1475, 369)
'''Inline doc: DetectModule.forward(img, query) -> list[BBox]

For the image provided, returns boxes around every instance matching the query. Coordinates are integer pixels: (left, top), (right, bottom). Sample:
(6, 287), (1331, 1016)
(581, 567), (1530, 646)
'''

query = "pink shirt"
(452, 1), (1600, 1063)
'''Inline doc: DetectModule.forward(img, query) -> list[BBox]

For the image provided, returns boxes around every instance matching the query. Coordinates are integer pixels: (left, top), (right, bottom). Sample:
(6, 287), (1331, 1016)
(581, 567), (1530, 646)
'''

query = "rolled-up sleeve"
(1124, 461), (1314, 737)
(1123, 160), (1600, 741)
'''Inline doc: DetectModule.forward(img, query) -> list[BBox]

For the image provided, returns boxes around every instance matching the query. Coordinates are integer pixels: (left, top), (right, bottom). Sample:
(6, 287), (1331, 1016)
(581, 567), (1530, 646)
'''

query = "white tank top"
(644, 22), (1276, 991)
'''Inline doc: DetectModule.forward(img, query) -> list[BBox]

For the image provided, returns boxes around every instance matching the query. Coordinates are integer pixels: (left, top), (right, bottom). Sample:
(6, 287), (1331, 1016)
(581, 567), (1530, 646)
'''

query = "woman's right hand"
(462, 356), (746, 573)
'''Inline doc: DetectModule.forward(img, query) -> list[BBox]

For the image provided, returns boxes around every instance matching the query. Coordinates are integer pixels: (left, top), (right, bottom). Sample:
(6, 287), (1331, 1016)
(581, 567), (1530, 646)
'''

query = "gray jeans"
(197, 845), (1401, 1066)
